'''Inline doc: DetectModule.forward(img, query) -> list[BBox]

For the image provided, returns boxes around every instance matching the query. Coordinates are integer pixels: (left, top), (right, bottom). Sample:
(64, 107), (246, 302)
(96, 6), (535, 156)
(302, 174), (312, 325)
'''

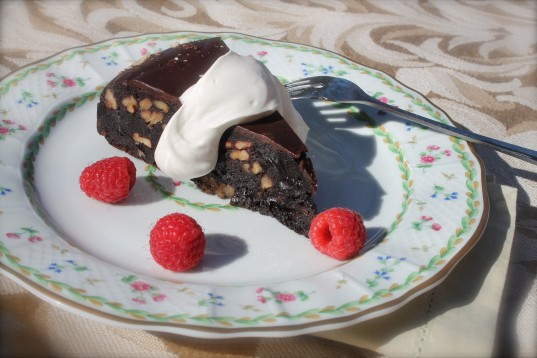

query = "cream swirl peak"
(154, 51), (308, 181)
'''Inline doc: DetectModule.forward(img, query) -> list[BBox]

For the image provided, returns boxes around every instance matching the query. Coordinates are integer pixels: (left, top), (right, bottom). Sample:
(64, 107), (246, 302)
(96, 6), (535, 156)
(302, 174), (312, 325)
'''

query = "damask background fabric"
(0, 0), (536, 356)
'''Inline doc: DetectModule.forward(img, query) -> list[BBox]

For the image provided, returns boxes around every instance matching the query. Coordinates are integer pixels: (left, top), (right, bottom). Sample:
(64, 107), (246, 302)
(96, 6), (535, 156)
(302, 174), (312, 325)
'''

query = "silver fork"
(285, 76), (537, 165)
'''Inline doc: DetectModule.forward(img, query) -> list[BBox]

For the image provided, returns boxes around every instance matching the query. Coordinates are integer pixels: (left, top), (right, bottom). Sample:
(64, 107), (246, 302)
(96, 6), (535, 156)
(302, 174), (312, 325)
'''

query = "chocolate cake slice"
(97, 37), (317, 236)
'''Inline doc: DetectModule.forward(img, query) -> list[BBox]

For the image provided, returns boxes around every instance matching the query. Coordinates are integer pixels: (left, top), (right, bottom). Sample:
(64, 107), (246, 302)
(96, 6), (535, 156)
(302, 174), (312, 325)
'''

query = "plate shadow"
(295, 99), (384, 221)
(197, 234), (249, 271)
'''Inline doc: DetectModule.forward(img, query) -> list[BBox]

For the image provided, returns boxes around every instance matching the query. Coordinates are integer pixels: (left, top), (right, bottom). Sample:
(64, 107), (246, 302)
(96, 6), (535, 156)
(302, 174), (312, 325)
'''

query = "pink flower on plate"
(18, 124), (27, 130)
(444, 149), (452, 157)
(47, 80), (57, 88)
(257, 50), (268, 56)
(412, 215), (442, 232)
(378, 96), (389, 103)
(2, 119), (15, 125)
(28, 235), (43, 243)
(257, 295), (267, 304)
(131, 281), (151, 292)
(140, 48), (148, 56)
(152, 294), (166, 302)
(132, 298), (146, 304)
(5, 233), (20, 239)
(0, 127), (9, 135)
(427, 145), (440, 150)
(62, 78), (76, 87)
(275, 293), (296, 302)
(421, 155), (436, 164)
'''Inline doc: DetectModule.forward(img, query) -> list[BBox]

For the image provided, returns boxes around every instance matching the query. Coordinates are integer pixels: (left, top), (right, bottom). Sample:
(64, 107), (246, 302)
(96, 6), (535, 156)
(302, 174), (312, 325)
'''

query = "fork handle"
(354, 99), (537, 166)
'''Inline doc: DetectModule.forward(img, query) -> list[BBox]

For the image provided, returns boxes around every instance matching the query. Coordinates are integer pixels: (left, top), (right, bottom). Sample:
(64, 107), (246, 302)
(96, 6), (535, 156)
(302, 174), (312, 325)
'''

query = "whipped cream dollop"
(154, 51), (308, 181)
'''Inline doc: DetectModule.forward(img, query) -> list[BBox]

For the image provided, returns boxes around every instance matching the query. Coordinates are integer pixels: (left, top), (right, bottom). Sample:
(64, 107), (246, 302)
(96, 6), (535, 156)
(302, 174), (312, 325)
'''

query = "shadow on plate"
(294, 99), (384, 221)
(123, 175), (176, 205)
(360, 226), (387, 255)
(196, 234), (248, 271)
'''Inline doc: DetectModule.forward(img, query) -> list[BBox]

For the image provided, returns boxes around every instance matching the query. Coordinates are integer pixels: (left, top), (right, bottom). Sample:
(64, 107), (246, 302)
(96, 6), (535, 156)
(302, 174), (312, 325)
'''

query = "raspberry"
(149, 213), (206, 271)
(309, 208), (366, 260)
(79, 156), (136, 203)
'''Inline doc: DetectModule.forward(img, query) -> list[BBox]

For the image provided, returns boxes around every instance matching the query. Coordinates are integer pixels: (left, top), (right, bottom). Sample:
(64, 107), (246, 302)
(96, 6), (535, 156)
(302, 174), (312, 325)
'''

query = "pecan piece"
(141, 110), (164, 125)
(216, 183), (235, 199)
(260, 175), (273, 189)
(154, 100), (169, 113)
(133, 132), (152, 148)
(230, 149), (249, 161)
(251, 161), (263, 174)
(104, 89), (117, 110)
(235, 141), (252, 149)
(122, 95), (137, 114)
(139, 98), (153, 110)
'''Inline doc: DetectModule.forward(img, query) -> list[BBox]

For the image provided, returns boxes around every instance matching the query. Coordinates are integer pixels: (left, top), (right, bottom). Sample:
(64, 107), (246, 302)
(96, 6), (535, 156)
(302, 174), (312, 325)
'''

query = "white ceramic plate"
(0, 32), (488, 338)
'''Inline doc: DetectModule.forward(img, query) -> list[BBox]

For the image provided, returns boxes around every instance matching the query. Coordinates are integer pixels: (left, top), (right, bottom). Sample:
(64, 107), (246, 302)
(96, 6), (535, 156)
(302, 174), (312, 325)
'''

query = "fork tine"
(284, 77), (329, 100)
(284, 78), (314, 90)
(284, 76), (332, 99)
(285, 76), (332, 90)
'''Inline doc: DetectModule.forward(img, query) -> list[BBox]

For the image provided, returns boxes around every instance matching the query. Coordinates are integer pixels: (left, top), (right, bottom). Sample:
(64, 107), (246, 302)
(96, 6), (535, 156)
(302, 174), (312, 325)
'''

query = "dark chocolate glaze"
(238, 113), (307, 158)
(121, 37), (229, 102)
